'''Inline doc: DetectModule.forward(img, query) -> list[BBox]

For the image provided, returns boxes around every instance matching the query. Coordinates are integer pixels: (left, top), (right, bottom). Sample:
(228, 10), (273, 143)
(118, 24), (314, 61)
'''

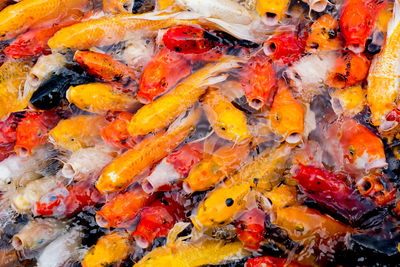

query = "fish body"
(33, 180), (104, 218)
(132, 196), (185, 248)
(340, 0), (387, 52)
(293, 165), (376, 223)
(330, 85), (366, 117)
(128, 57), (242, 136)
(14, 111), (61, 156)
(67, 83), (139, 114)
(327, 51), (370, 89)
(264, 30), (307, 66)
(49, 115), (107, 152)
(240, 53), (276, 110)
(0, 60), (33, 120)
(95, 186), (155, 228)
(96, 108), (200, 193)
(74, 50), (138, 93)
(82, 231), (130, 267)
(4, 21), (77, 59)
(203, 88), (250, 143)
(326, 118), (387, 171)
(0, 0), (91, 41)
(269, 81), (304, 144)
(235, 207), (266, 250)
(100, 112), (138, 149)
(134, 238), (248, 266)
(306, 14), (343, 53)
(137, 48), (191, 104)
(182, 142), (250, 193)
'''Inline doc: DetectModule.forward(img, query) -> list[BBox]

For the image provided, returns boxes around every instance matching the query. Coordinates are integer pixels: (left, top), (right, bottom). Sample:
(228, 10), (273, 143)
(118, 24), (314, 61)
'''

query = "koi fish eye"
(349, 145), (356, 156)
(160, 78), (167, 88)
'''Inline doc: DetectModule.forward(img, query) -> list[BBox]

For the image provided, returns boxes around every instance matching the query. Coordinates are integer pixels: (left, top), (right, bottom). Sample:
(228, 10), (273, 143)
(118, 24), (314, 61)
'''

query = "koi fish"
(340, 0), (387, 53)
(202, 88), (251, 143)
(67, 83), (140, 115)
(260, 184), (298, 210)
(33, 180), (104, 218)
(306, 14), (343, 53)
(263, 30), (307, 66)
(132, 195), (185, 248)
(134, 230), (249, 266)
(182, 142), (250, 193)
(49, 115), (107, 152)
(330, 85), (366, 117)
(100, 112), (138, 150)
(12, 176), (58, 213)
(235, 207), (266, 250)
(137, 48), (191, 104)
(256, 0), (290, 25)
(14, 111), (61, 157)
(12, 218), (66, 251)
(327, 51), (370, 89)
(293, 165), (376, 223)
(48, 14), (200, 51)
(0, 60), (34, 120)
(175, 0), (252, 25)
(61, 146), (115, 180)
(273, 206), (354, 245)
(4, 21), (77, 59)
(269, 80), (304, 144)
(367, 0), (400, 129)
(326, 118), (387, 171)
(103, 0), (134, 14)
(240, 53), (277, 110)
(356, 173), (396, 206)
(74, 50), (138, 93)
(95, 186), (155, 228)
(142, 142), (203, 193)
(82, 231), (131, 267)
(96, 107), (200, 194)
(0, 0), (92, 41)
(128, 57), (243, 136)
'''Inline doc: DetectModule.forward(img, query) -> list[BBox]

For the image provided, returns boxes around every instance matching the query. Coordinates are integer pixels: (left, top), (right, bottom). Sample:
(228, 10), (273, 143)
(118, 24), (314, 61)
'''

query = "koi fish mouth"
(366, 158), (388, 171)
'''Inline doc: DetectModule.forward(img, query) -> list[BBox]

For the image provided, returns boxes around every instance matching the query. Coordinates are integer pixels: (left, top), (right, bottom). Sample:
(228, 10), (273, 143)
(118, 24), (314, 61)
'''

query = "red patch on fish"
(166, 142), (203, 176)
(101, 112), (139, 149)
(137, 48), (191, 104)
(235, 208), (266, 250)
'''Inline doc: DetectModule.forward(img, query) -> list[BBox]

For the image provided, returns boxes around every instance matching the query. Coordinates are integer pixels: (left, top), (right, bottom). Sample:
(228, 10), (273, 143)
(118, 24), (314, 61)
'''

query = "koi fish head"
(183, 159), (224, 194)
(340, 10), (372, 52)
(336, 118), (387, 171)
(33, 185), (69, 217)
(306, 14), (343, 52)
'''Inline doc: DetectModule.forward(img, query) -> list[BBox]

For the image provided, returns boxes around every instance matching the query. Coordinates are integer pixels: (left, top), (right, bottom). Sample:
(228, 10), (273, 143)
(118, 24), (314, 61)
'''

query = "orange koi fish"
(137, 48), (191, 104)
(340, 0), (387, 53)
(269, 80), (304, 144)
(14, 111), (61, 157)
(306, 14), (343, 53)
(74, 50), (138, 93)
(240, 53), (277, 110)
(96, 186), (155, 228)
(101, 112), (138, 149)
(96, 107), (200, 194)
(103, 0), (134, 14)
(327, 51), (370, 89)
(0, 0), (92, 41)
(356, 173), (396, 206)
(326, 118), (387, 172)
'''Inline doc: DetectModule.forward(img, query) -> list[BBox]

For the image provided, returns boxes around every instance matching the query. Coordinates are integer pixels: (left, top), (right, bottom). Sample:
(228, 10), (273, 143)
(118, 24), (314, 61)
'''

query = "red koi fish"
(357, 173), (396, 206)
(293, 165), (375, 224)
(95, 186), (155, 228)
(162, 25), (228, 62)
(326, 118), (387, 172)
(327, 51), (370, 89)
(136, 48), (191, 104)
(340, 0), (387, 53)
(142, 142), (203, 193)
(74, 50), (138, 93)
(240, 53), (277, 110)
(235, 208), (266, 250)
(33, 180), (104, 218)
(4, 21), (78, 59)
(132, 195), (185, 248)
(101, 112), (139, 150)
(246, 256), (304, 267)
(263, 30), (308, 66)
(14, 111), (61, 157)
(0, 112), (25, 161)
